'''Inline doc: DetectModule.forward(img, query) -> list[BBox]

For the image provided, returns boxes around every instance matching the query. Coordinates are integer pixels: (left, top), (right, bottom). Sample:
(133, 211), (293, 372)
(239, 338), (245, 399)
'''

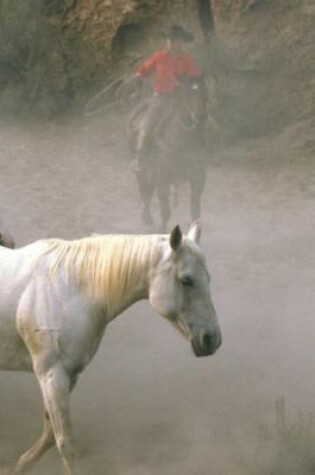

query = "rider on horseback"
(131, 24), (200, 173)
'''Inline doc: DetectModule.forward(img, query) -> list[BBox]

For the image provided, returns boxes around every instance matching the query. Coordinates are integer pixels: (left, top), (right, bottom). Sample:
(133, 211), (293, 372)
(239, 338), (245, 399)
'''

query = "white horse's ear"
(170, 225), (182, 251)
(188, 221), (202, 244)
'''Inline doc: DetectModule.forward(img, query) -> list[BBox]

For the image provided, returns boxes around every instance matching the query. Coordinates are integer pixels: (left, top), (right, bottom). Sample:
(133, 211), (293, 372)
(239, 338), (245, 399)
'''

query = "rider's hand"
(133, 74), (143, 90)
(130, 74), (143, 100)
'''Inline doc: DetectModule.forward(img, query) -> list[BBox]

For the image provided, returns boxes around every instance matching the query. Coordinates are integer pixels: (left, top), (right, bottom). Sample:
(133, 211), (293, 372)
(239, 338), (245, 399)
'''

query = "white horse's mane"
(45, 234), (162, 314)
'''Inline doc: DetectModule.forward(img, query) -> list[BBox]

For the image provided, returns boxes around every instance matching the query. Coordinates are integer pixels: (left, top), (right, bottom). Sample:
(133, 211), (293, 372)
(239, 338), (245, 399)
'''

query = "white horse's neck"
(103, 236), (160, 319)
(48, 235), (162, 321)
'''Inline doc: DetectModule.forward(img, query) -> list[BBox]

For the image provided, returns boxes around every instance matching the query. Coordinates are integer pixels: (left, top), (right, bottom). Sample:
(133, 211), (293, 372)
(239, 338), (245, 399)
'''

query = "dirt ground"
(0, 111), (314, 474)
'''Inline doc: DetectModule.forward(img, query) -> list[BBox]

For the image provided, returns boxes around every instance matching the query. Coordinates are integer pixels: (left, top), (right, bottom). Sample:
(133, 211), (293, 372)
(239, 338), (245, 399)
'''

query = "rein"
(177, 112), (199, 130)
(177, 109), (204, 130)
(176, 82), (208, 131)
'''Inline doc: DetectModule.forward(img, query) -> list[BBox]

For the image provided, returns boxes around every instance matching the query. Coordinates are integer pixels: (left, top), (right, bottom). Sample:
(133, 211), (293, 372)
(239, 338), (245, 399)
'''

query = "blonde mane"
(45, 234), (161, 316)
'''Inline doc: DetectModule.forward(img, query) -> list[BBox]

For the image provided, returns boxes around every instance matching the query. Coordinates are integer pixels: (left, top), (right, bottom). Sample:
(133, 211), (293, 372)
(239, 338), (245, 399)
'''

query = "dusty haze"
(0, 106), (314, 475)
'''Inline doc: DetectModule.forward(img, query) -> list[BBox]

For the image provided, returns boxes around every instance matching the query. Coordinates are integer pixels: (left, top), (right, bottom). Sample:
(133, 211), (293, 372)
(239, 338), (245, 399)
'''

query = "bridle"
(177, 111), (200, 130)
(176, 81), (208, 130)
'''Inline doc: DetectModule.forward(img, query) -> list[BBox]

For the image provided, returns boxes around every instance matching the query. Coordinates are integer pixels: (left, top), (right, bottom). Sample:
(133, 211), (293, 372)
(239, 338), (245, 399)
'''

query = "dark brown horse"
(128, 77), (209, 230)
(0, 217), (15, 248)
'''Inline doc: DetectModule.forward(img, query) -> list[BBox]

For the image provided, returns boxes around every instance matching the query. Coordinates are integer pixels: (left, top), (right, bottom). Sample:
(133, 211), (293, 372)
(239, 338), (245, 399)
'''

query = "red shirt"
(135, 50), (200, 95)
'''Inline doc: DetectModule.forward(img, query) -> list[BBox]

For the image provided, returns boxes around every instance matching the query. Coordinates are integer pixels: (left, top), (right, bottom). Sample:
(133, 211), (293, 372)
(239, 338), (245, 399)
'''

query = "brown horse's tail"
(0, 218), (15, 248)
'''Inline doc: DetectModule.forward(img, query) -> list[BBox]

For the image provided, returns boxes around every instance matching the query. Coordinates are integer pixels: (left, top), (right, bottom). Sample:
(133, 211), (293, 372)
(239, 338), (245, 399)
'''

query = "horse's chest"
(59, 310), (107, 373)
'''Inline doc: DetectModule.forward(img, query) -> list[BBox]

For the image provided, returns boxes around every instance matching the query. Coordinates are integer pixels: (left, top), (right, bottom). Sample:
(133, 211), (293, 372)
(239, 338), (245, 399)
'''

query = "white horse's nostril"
(202, 332), (213, 349)
(191, 327), (220, 357)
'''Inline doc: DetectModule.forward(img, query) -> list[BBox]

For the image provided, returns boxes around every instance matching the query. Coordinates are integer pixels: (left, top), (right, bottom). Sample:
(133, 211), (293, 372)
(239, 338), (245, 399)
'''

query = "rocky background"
(0, 0), (314, 143)
(0, 3), (314, 474)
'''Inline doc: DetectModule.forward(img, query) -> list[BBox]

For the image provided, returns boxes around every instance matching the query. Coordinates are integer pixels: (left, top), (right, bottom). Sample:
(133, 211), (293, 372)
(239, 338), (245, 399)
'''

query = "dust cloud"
(0, 101), (314, 475)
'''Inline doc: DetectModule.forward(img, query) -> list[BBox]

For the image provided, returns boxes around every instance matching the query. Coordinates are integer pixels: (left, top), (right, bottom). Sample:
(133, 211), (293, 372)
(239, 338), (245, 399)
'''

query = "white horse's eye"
(181, 276), (194, 287)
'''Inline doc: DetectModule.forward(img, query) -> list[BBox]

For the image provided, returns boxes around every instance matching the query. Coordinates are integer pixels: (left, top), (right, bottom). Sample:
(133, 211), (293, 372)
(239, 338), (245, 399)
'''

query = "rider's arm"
(135, 51), (161, 77)
(183, 53), (200, 77)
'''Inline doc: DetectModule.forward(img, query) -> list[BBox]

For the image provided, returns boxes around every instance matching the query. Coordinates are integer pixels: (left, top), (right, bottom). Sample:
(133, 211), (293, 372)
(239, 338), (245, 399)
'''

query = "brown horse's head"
(177, 76), (208, 127)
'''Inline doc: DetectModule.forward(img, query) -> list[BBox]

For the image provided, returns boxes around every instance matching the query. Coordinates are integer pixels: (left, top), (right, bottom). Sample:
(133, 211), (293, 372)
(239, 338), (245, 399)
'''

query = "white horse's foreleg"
(12, 410), (54, 474)
(38, 364), (77, 475)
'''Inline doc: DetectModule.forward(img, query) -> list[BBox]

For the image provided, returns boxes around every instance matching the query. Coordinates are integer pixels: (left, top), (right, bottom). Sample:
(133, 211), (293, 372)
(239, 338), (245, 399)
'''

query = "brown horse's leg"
(190, 186), (202, 220)
(137, 171), (155, 226)
(157, 180), (171, 232)
(12, 410), (54, 474)
(190, 171), (206, 221)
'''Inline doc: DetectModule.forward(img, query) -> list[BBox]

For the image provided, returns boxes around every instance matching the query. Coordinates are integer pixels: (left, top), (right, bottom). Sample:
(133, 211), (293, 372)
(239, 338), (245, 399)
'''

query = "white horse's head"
(149, 222), (222, 357)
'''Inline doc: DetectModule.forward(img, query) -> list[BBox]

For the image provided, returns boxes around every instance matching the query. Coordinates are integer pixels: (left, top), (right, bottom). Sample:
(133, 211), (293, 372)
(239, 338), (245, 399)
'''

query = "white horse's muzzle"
(190, 325), (222, 357)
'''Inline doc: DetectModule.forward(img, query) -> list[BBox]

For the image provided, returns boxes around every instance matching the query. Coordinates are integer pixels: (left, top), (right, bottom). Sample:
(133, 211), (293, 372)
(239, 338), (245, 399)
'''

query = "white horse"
(0, 222), (221, 475)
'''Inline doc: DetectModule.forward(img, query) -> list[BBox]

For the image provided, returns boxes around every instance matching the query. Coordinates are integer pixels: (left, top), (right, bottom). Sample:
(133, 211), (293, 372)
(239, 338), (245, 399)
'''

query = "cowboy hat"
(165, 24), (194, 43)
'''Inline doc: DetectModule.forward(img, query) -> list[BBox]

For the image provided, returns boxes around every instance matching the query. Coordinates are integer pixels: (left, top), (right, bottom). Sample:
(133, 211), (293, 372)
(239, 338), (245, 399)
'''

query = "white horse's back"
(0, 240), (49, 284)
